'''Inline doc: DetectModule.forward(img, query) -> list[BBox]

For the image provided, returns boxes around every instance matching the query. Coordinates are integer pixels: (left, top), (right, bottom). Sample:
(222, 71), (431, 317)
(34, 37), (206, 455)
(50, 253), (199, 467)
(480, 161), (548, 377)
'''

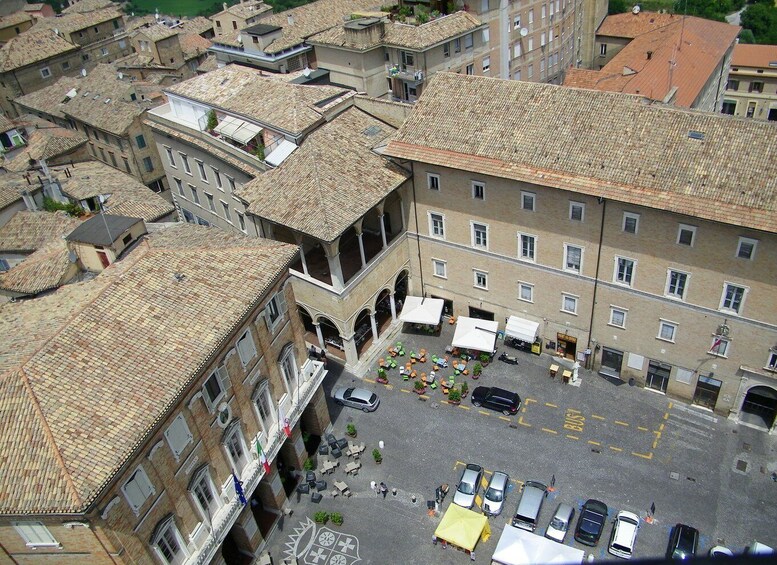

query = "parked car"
(483, 471), (510, 516)
(471, 386), (521, 415)
(666, 524), (699, 560)
(331, 387), (380, 412)
(453, 463), (484, 509)
(545, 502), (575, 543)
(608, 511), (640, 559)
(511, 481), (548, 532)
(574, 499), (609, 546)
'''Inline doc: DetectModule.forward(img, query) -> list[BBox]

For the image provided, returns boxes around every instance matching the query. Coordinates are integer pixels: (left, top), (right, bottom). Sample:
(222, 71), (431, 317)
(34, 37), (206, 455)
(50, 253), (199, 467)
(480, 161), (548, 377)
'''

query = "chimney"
(646, 51), (653, 60)
(223, 2), (227, 10)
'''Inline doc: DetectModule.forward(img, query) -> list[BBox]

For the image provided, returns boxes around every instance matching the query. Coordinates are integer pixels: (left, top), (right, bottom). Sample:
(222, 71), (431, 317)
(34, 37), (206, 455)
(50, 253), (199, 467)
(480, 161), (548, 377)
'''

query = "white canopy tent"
(505, 315), (540, 344)
(452, 317), (499, 353)
(213, 115), (262, 144)
(398, 296), (444, 325)
(491, 525), (585, 565)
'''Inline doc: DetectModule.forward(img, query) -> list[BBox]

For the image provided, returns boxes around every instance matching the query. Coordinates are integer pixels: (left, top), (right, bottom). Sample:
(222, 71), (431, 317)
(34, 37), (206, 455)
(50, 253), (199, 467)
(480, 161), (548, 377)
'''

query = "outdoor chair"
(306, 472), (317, 487)
(315, 480), (327, 492)
(311, 492), (323, 503)
(318, 444), (329, 455)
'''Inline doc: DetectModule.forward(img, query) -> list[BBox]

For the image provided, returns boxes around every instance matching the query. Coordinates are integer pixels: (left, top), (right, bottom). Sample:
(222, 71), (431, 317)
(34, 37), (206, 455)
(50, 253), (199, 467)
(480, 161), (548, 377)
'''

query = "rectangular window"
(472, 181), (485, 200)
(482, 56), (490, 73)
(726, 79), (739, 91)
(213, 168), (223, 189)
(143, 156), (154, 172)
(227, 176), (236, 191)
(265, 293), (288, 336)
(474, 270), (488, 289)
(472, 222), (488, 249)
(190, 185), (200, 205)
(222, 201), (232, 222)
(519, 233), (536, 261)
(454, 38), (461, 53)
(564, 244), (582, 273)
(122, 466), (155, 513)
(665, 270), (688, 300)
(615, 257), (635, 286)
(720, 283), (746, 314)
(766, 351), (777, 371)
(109, 151), (117, 167)
(400, 50), (415, 69)
(542, 4), (547, 18)
(123, 157), (130, 173)
(514, 42), (522, 58)
(609, 307), (626, 328)
(427, 173), (440, 191)
(180, 153), (191, 175)
(721, 100), (736, 115)
(541, 32), (546, 46)
(709, 336), (729, 357)
(658, 320), (677, 342)
(561, 293), (578, 315)
(677, 224), (696, 246)
(444, 42), (450, 57)
(749, 81), (764, 93)
(521, 191), (535, 211)
(164, 414), (193, 459)
(40, 67), (51, 78)
(237, 211), (246, 232)
(736, 237), (757, 260)
(62, 61), (70, 71)
(433, 259), (447, 278)
(164, 147), (175, 167)
(518, 282), (533, 303)
(429, 212), (445, 238)
(482, 28), (489, 43)
(528, 64), (533, 78)
(13, 522), (59, 548)
(529, 8), (534, 23)
(528, 38), (534, 52)
(599, 43), (606, 56)
(196, 160), (207, 182)
(514, 15), (521, 29)
(135, 134), (146, 149)
(464, 33), (473, 50)
(623, 212), (639, 234)
(206, 193), (215, 212)
(569, 201), (584, 222)
(98, 147), (106, 161)
(466, 64), (474, 75)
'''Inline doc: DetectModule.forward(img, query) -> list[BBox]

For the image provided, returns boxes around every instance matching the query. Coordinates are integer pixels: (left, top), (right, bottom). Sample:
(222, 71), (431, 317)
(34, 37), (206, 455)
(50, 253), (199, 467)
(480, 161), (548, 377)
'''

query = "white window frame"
(121, 465), (155, 514)
(609, 307), (626, 328)
(676, 224), (696, 247)
(473, 269), (488, 290)
(427, 173), (440, 191)
(237, 211), (246, 232)
(151, 516), (188, 565)
(264, 291), (287, 334)
(212, 167), (223, 190)
(518, 233), (536, 262)
(719, 282), (747, 315)
(665, 269), (689, 300)
(518, 282), (534, 303)
(174, 178), (184, 197)
(221, 201), (232, 223)
(278, 344), (299, 397)
(766, 351), (777, 371)
(203, 365), (230, 411)
(432, 258), (447, 279)
(164, 413), (193, 460)
(709, 336), (730, 358)
(622, 212), (639, 234)
(196, 160), (208, 182)
(471, 221), (488, 250)
(40, 66), (51, 78)
(179, 153), (191, 175)
(561, 293), (578, 315)
(189, 466), (222, 523)
(165, 146), (176, 167)
(223, 420), (249, 473)
(189, 185), (200, 206)
(563, 244), (583, 273)
(471, 180), (485, 200)
(569, 201), (585, 222)
(428, 211), (445, 239)
(521, 191), (535, 211)
(513, 15), (521, 29)
(482, 56), (491, 73)
(657, 319), (677, 343)
(252, 380), (277, 437)
(237, 329), (258, 366)
(736, 237), (758, 260)
(12, 522), (60, 548)
(205, 192), (215, 212)
(614, 256), (635, 286)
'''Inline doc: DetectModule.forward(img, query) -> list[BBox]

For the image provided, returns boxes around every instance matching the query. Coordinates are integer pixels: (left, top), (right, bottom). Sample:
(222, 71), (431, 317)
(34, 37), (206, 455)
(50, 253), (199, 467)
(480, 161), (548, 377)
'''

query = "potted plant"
(346, 423), (357, 438)
(303, 458), (314, 471)
(314, 511), (329, 524)
(376, 367), (389, 384)
(372, 448), (383, 464)
(460, 381), (469, 398)
(330, 512), (343, 526)
(472, 362), (483, 379)
(414, 380), (426, 395)
(479, 353), (490, 366)
(448, 388), (461, 405)
(206, 109), (218, 133)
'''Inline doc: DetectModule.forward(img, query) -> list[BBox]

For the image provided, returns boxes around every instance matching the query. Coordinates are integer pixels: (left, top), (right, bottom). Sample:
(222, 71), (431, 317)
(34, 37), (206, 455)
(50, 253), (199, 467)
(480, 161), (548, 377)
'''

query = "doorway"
(431, 296), (453, 318)
(556, 333), (577, 360)
(600, 347), (623, 379)
(646, 360), (671, 394)
(739, 386), (777, 430)
(468, 306), (494, 321)
(692, 375), (722, 410)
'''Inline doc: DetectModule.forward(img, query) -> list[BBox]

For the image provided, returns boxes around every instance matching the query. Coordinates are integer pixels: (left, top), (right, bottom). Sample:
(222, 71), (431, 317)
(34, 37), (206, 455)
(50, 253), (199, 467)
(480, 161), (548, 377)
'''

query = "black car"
(667, 524), (699, 560)
(574, 499), (609, 546)
(470, 386), (521, 415)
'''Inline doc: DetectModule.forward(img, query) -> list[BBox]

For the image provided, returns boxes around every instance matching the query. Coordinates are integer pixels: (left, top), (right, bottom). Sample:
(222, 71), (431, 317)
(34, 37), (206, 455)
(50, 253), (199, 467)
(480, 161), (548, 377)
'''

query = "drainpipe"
(587, 197), (606, 371)
(409, 161), (426, 297)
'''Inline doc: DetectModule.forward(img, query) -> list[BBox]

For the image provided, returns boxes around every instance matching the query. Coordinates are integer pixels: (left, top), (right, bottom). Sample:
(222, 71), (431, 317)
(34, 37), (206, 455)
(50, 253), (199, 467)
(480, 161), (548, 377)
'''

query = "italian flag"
(256, 441), (271, 474)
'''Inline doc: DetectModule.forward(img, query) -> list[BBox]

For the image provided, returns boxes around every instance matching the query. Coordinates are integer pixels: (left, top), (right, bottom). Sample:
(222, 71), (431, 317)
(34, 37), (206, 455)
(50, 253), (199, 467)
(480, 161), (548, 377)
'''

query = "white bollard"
(378, 440), (385, 449)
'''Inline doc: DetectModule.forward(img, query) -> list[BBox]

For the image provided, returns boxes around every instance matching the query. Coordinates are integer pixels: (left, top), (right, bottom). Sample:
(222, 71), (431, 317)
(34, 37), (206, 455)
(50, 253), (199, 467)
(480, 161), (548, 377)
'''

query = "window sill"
(607, 323), (625, 330)
(432, 274), (448, 280)
(517, 298), (533, 304)
(707, 351), (727, 359)
(560, 310), (578, 316)
(473, 286), (488, 291)
(656, 337), (675, 344)
(664, 294), (685, 302)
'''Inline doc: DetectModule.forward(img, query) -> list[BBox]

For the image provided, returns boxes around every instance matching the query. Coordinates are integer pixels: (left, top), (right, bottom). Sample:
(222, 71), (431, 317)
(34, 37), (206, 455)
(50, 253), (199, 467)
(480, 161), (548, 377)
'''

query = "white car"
(483, 471), (509, 516)
(608, 511), (640, 559)
(452, 464), (483, 509)
(546, 503), (575, 543)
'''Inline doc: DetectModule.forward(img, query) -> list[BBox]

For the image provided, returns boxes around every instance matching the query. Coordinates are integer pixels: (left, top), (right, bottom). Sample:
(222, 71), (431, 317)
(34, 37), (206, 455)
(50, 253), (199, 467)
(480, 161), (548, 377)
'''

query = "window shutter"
(164, 414), (193, 458)
(14, 522), (58, 546)
(217, 365), (231, 391)
(277, 289), (287, 315)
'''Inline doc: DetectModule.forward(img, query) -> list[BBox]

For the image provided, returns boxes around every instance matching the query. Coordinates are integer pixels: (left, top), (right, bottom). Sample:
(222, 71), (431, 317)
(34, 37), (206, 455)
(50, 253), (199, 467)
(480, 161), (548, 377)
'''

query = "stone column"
(294, 233), (309, 275)
(321, 239), (344, 291)
(300, 387), (331, 437)
(369, 312), (379, 342)
(353, 217), (366, 268)
(314, 322), (325, 350)
(389, 293), (397, 321)
(343, 336), (358, 366)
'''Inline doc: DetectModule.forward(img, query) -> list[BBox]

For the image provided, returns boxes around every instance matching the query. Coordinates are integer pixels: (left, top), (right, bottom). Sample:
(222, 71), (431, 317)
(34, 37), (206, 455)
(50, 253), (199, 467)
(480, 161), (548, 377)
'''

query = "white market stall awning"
(265, 139), (298, 167)
(505, 315), (540, 343)
(398, 296), (444, 325)
(452, 316), (499, 353)
(213, 115), (262, 144)
(491, 525), (584, 565)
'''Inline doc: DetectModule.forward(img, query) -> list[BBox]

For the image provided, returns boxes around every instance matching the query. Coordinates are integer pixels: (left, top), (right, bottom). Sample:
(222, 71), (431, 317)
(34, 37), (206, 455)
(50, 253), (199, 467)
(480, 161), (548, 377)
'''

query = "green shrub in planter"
(314, 511), (329, 524)
(303, 459), (314, 471)
(346, 423), (357, 437)
(448, 388), (462, 403)
(473, 363), (483, 376)
(414, 380), (425, 391)
(479, 353), (490, 364)
(460, 381), (469, 396)
(330, 512), (343, 525)
(372, 448), (383, 463)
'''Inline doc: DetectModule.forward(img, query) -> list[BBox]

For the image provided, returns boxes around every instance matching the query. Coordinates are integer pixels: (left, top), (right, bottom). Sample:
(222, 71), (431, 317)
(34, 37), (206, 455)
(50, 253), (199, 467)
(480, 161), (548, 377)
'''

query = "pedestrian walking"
(379, 482), (388, 498)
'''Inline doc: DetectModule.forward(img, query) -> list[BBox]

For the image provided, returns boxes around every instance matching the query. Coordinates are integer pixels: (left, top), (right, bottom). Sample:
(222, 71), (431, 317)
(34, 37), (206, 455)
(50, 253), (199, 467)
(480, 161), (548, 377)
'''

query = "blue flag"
(232, 472), (247, 506)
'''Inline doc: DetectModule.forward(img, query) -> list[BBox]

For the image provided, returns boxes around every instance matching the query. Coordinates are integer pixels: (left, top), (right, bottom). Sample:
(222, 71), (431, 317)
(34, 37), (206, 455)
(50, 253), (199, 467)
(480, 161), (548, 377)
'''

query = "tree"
(609, 0), (628, 15)
(672, 0), (745, 21)
(740, 2), (777, 44)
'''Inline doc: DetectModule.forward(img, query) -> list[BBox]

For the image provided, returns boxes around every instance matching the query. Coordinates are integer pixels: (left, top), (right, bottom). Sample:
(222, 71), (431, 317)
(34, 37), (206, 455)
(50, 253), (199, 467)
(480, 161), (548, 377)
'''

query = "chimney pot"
(647, 50), (653, 60)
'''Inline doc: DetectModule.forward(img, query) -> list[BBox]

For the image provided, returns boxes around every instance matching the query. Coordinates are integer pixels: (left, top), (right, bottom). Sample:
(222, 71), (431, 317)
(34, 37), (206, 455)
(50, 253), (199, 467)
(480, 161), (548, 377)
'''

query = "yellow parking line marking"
(609, 446), (623, 452)
(484, 470), (493, 476)
(652, 439), (659, 449)
(525, 398), (537, 405)
(588, 440), (601, 446)
(518, 416), (532, 427)
(545, 402), (558, 408)
(458, 405), (470, 410)
(663, 412), (669, 420)
(637, 426), (649, 431)
(659, 423), (665, 432)
(475, 495), (482, 508)
(499, 416), (511, 422)
(614, 420), (629, 427)
(482, 477), (489, 488)
(420, 395), (429, 400)
(400, 388), (411, 393)
(567, 408), (581, 414)
(521, 407), (527, 413)
(541, 428), (558, 435)
(455, 461), (466, 469)
(632, 451), (653, 460)
(653, 431), (662, 438)
(591, 414), (605, 420)
(566, 434), (579, 440)
(479, 410), (490, 416)
(364, 378), (375, 383)
(668, 402), (673, 409)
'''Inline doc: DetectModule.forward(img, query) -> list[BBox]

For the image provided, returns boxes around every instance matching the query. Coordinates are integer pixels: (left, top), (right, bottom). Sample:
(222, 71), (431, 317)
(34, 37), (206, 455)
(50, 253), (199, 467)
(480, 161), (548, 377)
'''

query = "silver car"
(331, 387), (380, 412)
(546, 502), (575, 543)
(453, 463), (483, 509)
(483, 471), (510, 516)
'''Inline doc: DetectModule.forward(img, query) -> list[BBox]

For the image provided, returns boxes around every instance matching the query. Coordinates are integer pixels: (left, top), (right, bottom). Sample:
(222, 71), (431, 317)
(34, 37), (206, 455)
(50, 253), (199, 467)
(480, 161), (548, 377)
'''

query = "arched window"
(278, 343), (298, 399)
(252, 379), (277, 441)
(222, 420), (249, 474)
(188, 465), (221, 523)
(150, 515), (188, 564)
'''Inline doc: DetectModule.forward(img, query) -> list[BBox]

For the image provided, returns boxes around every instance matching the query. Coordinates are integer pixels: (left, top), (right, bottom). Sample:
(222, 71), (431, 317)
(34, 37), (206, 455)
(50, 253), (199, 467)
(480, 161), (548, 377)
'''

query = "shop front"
(599, 347), (623, 379)
(505, 315), (541, 354)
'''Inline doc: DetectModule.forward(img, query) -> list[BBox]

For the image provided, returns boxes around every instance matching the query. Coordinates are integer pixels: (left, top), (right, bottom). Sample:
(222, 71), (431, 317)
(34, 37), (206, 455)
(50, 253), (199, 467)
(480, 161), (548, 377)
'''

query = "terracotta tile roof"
(258, 0), (381, 54)
(61, 0), (115, 14)
(0, 173), (40, 211)
(0, 11), (34, 30)
(196, 54), (220, 73)
(176, 16), (214, 37)
(0, 114), (14, 132)
(31, 7), (123, 36)
(0, 239), (74, 295)
(597, 10), (678, 39)
(180, 33), (212, 59)
(55, 161), (175, 222)
(22, 126), (87, 162)
(0, 210), (82, 253)
(237, 107), (408, 241)
(731, 43), (777, 68)
(0, 29), (78, 71)
(0, 223), (298, 514)
(565, 17), (740, 108)
(125, 14), (156, 31)
(133, 23), (177, 42)
(563, 68), (605, 90)
(14, 76), (81, 118)
(385, 73), (777, 234)
(165, 65), (354, 135)
(213, 0), (272, 21)
(308, 11), (483, 51)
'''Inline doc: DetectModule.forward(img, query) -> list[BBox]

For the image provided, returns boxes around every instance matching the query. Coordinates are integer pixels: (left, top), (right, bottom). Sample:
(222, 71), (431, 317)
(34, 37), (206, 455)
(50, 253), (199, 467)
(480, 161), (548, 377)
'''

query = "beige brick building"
(0, 223), (331, 563)
(385, 72), (777, 431)
(211, 0), (273, 38)
(722, 43), (777, 121)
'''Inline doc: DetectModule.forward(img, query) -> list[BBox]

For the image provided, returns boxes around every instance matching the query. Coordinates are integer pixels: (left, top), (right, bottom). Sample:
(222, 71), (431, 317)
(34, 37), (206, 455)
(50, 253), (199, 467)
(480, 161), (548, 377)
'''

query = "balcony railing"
(386, 64), (425, 83)
(185, 359), (326, 564)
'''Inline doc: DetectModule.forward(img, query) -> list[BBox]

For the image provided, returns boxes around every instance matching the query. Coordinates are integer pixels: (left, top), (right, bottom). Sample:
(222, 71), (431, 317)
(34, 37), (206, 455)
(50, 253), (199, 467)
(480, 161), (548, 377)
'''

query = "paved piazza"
(266, 324), (777, 564)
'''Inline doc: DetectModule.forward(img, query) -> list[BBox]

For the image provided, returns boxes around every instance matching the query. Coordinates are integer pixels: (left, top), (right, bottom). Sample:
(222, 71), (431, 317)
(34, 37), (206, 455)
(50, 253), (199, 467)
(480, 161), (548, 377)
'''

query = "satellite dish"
(632, 5), (640, 14)
(302, 67), (311, 78)
(520, 27), (528, 37)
